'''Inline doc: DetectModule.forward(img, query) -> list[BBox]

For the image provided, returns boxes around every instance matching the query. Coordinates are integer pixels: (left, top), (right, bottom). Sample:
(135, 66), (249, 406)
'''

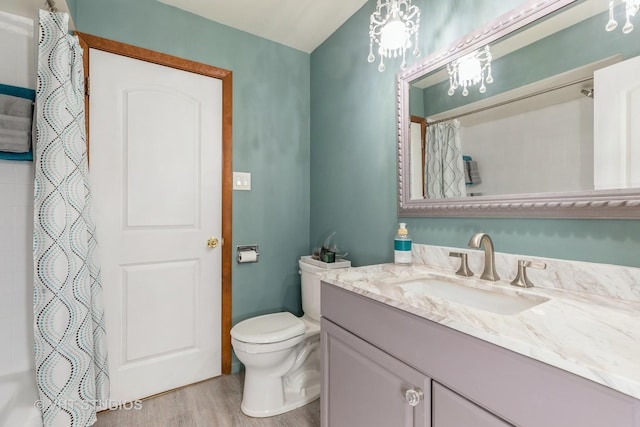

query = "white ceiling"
(0, 0), (367, 53)
(157, 0), (368, 53)
(1, 0), (71, 22)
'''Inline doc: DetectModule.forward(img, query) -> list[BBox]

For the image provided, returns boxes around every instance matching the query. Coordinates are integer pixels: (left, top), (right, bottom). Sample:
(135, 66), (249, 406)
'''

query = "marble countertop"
(317, 263), (640, 400)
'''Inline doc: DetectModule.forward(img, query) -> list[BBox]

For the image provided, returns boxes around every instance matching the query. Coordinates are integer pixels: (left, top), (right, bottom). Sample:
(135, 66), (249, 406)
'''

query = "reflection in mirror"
(410, 0), (640, 199)
(409, 115), (425, 200)
(412, 57), (612, 198)
(398, 0), (640, 216)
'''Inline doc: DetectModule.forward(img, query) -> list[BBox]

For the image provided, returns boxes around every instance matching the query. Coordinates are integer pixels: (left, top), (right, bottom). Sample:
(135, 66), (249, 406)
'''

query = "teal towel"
(0, 83), (35, 161)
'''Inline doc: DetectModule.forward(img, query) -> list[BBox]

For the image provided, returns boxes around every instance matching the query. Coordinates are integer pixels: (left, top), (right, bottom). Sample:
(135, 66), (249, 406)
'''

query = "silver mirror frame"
(397, 0), (640, 218)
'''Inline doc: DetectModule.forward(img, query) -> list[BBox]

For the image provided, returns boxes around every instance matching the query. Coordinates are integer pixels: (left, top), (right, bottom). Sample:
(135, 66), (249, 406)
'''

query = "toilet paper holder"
(237, 245), (260, 263)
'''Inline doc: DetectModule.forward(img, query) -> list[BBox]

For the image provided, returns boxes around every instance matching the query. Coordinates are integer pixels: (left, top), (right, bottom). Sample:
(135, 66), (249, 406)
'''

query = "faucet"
(467, 233), (500, 281)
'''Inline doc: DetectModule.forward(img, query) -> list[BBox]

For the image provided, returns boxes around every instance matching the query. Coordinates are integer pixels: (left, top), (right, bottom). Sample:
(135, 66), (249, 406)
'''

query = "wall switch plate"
(233, 172), (251, 191)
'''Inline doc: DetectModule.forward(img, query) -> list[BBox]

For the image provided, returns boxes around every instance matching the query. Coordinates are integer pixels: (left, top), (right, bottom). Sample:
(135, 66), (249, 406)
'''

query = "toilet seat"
(232, 312), (305, 343)
(231, 334), (306, 354)
(231, 312), (306, 354)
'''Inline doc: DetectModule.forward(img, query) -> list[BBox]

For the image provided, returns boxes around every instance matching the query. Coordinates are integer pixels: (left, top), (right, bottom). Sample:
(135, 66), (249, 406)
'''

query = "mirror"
(397, 0), (640, 218)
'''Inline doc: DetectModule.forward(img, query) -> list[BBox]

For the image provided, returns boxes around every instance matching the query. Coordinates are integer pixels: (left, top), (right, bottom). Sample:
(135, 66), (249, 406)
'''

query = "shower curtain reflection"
(424, 119), (466, 199)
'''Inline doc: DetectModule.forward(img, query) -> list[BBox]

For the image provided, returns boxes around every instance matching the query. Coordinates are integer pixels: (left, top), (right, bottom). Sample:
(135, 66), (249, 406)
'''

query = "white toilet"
(231, 256), (349, 417)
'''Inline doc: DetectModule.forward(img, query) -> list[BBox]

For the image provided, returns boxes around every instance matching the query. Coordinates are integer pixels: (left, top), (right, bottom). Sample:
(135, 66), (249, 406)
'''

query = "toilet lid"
(231, 312), (305, 344)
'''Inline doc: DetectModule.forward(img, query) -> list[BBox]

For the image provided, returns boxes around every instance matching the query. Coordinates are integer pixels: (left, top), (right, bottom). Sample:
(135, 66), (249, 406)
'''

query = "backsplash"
(412, 244), (640, 303)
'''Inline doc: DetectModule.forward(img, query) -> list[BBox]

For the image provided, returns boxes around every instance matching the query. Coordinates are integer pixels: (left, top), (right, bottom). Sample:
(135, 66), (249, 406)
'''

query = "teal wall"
(409, 85), (425, 117)
(70, 0), (311, 338)
(310, 0), (640, 268)
(66, 0), (77, 21)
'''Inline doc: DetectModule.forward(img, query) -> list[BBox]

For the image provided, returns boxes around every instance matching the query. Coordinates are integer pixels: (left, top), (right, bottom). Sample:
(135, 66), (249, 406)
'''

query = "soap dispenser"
(394, 223), (412, 265)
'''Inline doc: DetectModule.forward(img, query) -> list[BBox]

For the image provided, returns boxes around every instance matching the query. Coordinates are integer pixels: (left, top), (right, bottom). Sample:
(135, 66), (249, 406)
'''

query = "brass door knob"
(207, 237), (219, 249)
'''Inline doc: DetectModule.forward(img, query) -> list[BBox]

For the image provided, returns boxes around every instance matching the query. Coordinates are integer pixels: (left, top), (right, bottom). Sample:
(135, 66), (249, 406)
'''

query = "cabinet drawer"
(321, 318), (430, 427)
(433, 382), (511, 427)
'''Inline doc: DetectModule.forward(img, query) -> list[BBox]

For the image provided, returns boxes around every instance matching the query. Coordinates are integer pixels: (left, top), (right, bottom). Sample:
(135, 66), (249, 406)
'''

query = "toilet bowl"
(231, 257), (349, 417)
(231, 313), (320, 417)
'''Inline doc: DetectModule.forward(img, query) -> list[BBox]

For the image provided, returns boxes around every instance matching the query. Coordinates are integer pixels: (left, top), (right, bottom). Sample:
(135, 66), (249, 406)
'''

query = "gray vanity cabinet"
(321, 318), (430, 427)
(321, 282), (640, 427)
(432, 382), (511, 427)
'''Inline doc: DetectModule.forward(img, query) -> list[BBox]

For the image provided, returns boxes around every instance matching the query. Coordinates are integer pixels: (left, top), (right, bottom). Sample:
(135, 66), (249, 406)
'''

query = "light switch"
(233, 172), (251, 191)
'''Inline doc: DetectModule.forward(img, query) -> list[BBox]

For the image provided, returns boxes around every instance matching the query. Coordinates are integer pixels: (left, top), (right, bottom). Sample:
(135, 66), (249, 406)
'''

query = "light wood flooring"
(95, 373), (320, 427)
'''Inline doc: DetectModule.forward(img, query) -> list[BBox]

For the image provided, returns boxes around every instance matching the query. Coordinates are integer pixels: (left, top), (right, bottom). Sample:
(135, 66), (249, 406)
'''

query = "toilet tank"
(299, 256), (351, 321)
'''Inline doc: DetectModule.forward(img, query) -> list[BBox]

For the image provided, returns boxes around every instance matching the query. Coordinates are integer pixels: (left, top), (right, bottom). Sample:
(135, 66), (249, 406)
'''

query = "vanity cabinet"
(322, 319), (430, 427)
(432, 382), (510, 427)
(321, 282), (640, 427)
(322, 317), (508, 427)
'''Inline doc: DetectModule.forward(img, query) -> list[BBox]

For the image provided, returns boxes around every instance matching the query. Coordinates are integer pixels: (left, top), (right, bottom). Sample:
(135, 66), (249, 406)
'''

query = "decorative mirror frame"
(396, 0), (640, 218)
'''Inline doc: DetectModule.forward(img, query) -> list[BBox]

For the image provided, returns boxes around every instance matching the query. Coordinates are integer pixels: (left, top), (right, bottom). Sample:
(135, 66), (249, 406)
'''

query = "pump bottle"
(394, 223), (412, 265)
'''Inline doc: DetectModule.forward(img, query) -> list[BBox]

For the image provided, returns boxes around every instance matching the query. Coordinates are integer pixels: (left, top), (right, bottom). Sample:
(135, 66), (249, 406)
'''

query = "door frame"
(76, 32), (234, 375)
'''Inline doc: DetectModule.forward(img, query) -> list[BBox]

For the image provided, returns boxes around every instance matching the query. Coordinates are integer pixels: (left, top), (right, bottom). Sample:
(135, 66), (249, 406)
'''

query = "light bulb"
(458, 57), (482, 85)
(381, 19), (408, 51)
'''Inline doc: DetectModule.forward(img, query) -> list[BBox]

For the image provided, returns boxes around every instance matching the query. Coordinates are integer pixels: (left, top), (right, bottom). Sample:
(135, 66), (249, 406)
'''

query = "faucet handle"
(449, 252), (473, 277)
(511, 260), (546, 288)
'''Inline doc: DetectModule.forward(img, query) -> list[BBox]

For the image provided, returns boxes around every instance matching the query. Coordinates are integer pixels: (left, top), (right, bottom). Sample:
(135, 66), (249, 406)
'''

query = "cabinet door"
(321, 319), (430, 427)
(433, 382), (512, 427)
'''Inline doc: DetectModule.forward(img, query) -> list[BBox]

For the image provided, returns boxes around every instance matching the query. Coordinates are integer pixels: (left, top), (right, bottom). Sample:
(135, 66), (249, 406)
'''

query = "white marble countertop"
(318, 263), (640, 400)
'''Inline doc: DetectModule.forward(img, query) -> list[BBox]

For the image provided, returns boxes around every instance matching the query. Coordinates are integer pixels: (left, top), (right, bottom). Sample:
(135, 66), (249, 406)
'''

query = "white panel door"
(89, 49), (222, 403)
(594, 55), (640, 190)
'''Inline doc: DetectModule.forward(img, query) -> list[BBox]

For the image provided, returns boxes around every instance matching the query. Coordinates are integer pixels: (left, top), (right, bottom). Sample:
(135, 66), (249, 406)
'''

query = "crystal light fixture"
(368, 0), (421, 72)
(447, 45), (493, 97)
(605, 0), (639, 34)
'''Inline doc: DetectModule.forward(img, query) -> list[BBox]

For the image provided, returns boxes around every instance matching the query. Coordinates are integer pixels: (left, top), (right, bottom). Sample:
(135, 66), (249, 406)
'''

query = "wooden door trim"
(76, 32), (233, 375)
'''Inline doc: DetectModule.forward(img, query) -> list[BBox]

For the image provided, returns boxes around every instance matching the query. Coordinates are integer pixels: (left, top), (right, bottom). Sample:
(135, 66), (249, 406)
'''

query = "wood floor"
(95, 373), (320, 427)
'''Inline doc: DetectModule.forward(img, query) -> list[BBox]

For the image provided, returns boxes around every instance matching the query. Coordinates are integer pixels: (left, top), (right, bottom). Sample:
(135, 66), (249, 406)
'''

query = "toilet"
(231, 256), (349, 417)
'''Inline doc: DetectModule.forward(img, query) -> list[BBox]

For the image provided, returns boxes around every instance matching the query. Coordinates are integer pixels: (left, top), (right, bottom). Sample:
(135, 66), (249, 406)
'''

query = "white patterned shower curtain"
(33, 10), (109, 427)
(424, 120), (466, 198)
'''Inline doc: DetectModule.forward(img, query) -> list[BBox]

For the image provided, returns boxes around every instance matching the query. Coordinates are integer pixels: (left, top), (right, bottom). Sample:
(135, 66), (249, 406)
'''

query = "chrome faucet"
(467, 233), (500, 281)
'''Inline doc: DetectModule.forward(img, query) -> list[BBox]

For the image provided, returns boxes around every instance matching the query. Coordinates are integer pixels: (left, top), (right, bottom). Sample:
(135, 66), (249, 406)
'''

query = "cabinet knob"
(405, 387), (424, 407)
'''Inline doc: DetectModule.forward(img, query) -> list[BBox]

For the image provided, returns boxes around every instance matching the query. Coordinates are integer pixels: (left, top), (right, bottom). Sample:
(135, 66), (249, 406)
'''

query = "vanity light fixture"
(606, 0), (639, 33)
(447, 45), (493, 97)
(368, 0), (421, 72)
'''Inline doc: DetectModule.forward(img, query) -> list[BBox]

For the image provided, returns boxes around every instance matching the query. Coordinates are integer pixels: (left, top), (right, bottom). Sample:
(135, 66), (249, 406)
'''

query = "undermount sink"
(395, 277), (549, 315)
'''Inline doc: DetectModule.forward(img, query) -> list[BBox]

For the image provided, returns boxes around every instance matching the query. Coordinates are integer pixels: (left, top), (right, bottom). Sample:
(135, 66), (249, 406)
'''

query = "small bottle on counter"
(394, 223), (412, 265)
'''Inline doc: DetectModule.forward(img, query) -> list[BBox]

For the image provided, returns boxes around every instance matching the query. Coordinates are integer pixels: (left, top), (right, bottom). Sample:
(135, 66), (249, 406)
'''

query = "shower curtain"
(424, 120), (466, 198)
(33, 10), (109, 427)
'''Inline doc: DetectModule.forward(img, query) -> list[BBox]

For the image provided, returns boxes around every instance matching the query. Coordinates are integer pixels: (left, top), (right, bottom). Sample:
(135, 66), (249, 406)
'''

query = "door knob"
(207, 237), (219, 249)
(405, 387), (424, 407)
